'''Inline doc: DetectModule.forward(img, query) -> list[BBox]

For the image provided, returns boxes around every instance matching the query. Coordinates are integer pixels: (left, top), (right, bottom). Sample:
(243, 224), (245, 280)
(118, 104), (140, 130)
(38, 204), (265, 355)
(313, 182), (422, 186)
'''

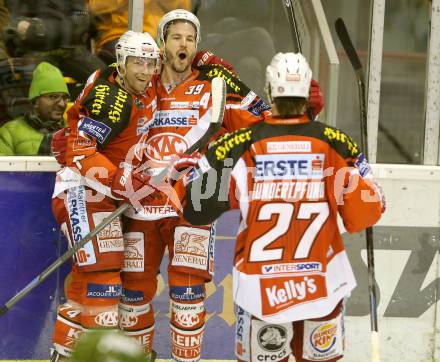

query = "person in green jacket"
(0, 61), (69, 155)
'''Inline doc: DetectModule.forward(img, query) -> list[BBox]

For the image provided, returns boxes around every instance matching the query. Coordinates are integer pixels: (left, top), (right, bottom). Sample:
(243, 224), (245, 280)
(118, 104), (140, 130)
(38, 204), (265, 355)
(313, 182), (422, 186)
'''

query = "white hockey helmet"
(158, 9), (201, 44)
(115, 30), (160, 75)
(265, 52), (312, 102)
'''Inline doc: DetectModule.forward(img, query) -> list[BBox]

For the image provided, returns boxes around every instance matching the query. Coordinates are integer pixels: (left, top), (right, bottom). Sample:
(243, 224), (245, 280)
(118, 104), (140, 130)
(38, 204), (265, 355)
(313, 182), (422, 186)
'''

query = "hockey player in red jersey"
(49, 12), (326, 359)
(118, 9), (273, 362)
(181, 53), (385, 361)
(50, 31), (160, 362)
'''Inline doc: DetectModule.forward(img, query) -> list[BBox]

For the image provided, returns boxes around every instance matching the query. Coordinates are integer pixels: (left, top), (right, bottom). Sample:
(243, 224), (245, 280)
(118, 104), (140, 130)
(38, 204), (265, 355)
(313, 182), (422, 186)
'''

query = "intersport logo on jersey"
(260, 275), (327, 316)
(149, 110), (198, 128)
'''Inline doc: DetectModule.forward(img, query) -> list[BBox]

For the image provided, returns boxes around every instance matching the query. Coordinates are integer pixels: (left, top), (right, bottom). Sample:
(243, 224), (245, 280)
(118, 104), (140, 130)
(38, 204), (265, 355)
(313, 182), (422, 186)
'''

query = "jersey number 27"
(249, 202), (329, 262)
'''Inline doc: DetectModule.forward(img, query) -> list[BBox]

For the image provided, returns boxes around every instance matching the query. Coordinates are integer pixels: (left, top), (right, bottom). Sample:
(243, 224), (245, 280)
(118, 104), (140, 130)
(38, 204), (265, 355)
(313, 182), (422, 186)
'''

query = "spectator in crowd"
(197, 0), (276, 97)
(0, 61), (69, 155)
(87, 0), (191, 64)
(3, 0), (106, 83)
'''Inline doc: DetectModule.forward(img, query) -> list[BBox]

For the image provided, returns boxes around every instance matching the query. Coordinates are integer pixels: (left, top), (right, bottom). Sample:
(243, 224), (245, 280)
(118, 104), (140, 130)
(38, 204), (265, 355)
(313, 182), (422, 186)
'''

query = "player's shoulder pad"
(197, 64), (246, 95)
(82, 66), (133, 127)
(318, 122), (360, 158)
(208, 127), (253, 164)
(197, 64), (270, 117)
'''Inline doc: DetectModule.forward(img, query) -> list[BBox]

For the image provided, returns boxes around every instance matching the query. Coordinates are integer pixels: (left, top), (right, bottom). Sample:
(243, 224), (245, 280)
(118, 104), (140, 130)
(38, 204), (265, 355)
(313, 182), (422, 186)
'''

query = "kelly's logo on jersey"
(149, 110), (198, 128)
(255, 154), (325, 180)
(260, 275), (326, 316)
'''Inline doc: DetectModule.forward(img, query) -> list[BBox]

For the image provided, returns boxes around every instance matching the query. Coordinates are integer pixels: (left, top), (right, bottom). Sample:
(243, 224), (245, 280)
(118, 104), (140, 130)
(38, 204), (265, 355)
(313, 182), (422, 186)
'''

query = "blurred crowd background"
(0, 0), (429, 164)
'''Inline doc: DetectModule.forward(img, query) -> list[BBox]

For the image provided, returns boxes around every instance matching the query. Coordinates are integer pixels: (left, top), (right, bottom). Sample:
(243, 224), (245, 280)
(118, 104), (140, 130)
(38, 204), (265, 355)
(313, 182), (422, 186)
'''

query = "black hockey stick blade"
(281, 0), (302, 53)
(192, 0), (202, 15)
(151, 76), (226, 185)
(335, 17), (368, 151)
(335, 18), (362, 73)
(0, 304), (7, 317)
(335, 17), (381, 361)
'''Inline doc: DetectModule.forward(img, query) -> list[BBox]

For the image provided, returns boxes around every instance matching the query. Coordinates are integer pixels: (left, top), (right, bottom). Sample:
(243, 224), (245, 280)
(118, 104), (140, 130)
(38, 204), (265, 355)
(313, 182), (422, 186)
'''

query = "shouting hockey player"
(181, 52), (385, 361)
(118, 9), (272, 362)
(50, 11), (326, 360)
(50, 31), (160, 362)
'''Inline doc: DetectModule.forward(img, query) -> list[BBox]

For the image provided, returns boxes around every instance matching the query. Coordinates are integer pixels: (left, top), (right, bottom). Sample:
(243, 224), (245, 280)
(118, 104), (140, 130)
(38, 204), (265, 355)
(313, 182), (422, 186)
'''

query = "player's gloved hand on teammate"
(193, 50), (235, 73)
(308, 79), (324, 119)
(111, 165), (159, 208)
(51, 127), (70, 165)
(169, 151), (202, 182)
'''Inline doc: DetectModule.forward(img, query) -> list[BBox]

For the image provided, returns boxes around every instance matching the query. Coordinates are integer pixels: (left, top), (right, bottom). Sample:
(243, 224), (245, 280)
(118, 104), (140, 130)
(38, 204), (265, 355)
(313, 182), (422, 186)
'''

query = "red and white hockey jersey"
(183, 116), (384, 323)
(53, 65), (157, 197)
(127, 64), (270, 220)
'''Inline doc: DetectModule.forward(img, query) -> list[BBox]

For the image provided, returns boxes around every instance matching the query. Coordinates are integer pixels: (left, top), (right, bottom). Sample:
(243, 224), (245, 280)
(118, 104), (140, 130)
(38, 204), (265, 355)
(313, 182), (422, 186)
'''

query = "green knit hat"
(28, 62), (69, 100)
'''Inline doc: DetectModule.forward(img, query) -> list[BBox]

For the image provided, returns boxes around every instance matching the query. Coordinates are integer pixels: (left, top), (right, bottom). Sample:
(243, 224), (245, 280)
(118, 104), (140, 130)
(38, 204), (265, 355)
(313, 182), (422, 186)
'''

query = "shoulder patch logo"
(323, 127), (359, 156)
(78, 117), (112, 144)
(214, 129), (252, 160)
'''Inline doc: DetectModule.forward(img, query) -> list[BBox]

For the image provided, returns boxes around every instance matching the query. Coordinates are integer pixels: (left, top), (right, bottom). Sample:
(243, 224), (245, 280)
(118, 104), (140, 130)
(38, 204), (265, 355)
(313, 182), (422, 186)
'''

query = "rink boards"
(0, 160), (439, 361)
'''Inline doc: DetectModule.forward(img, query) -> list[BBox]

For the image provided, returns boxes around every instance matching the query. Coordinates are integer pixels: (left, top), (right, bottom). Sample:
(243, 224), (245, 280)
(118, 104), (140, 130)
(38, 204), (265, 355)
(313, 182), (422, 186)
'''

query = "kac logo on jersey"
(145, 133), (188, 163)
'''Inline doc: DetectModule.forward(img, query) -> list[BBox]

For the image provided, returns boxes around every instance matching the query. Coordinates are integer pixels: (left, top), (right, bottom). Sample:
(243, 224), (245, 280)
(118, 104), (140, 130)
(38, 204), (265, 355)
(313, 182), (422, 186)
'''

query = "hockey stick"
(0, 202), (130, 317)
(151, 76), (226, 185)
(281, 0), (302, 53)
(335, 18), (380, 362)
(0, 76), (226, 317)
(281, 0), (320, 124)
(192, 0), (202, 16)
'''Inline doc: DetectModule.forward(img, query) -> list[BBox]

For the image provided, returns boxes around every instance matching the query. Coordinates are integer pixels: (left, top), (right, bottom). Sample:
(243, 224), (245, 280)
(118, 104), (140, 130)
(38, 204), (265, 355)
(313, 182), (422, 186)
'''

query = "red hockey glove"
(168, 152), (202, 182)
(193, 50), (235, 73)
(309, 79), (324, 119)
(51, 127), (70, 165)
(111, 166), (158, 207)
